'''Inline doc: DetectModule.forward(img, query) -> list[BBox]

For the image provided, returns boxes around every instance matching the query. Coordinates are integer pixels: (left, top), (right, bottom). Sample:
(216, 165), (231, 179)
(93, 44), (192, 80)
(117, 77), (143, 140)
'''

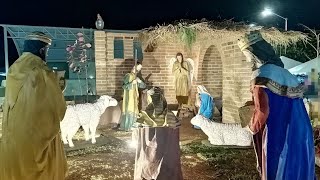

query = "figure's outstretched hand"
(136, 78), (142, 84)
(142, 89), (148, 93)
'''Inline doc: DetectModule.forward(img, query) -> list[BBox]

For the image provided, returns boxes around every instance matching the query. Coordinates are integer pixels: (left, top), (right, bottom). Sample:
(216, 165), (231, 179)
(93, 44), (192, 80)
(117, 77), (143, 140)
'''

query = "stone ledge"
(0, 112), (2, 138)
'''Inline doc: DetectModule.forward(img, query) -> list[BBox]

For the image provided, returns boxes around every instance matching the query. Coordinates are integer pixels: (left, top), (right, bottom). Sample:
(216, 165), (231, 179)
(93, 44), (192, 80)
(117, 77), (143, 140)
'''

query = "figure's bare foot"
(69, 143), (75, 148)
(112, 124), (120, 130)
(62, 139), (68, 144)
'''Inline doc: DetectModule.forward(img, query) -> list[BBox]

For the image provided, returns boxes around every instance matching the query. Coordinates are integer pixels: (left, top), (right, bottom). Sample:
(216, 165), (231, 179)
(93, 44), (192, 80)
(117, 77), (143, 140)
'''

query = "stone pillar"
(94, 31), (107, 95)
(221, 41), (251, 123)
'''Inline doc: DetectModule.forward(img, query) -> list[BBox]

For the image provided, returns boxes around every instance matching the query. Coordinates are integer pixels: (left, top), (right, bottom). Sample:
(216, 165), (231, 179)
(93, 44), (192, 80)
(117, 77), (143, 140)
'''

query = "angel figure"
(170, 53), (194, 112)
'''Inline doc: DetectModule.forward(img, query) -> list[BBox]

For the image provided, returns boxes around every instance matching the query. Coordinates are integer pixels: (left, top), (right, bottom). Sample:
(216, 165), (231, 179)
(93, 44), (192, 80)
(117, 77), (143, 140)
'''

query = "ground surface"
(0, 114), (319, 179)
(65, 118), (320, 180)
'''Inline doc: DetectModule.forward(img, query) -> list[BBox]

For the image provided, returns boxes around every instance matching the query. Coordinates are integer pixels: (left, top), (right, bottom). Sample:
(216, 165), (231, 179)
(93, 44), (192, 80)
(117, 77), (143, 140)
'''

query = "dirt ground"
(65, 118), (320, 180)
(65, 118), (211, 180)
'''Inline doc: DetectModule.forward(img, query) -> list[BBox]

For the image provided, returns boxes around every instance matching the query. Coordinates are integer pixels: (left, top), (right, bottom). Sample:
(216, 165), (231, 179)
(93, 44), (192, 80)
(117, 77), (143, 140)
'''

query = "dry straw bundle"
(138, 19), (308, 50)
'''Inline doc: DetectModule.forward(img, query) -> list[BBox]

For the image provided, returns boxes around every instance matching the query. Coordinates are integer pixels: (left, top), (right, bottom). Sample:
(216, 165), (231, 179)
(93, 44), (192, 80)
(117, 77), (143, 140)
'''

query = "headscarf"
(147, 87), (167, 117)
(23, 32), (52, 60)
(197, 85), (210, 95)
(238, 30), (303, 97)
(197, 85), (214, 120)
(248, 40), (284, 69)
(238, 30), (284, 71)
(132, 62), (142, 73)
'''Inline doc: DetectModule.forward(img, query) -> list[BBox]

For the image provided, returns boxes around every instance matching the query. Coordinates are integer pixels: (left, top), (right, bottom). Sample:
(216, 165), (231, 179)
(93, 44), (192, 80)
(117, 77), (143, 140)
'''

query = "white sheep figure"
(191, 115), (252, 147)
(60, 95), (118, 147)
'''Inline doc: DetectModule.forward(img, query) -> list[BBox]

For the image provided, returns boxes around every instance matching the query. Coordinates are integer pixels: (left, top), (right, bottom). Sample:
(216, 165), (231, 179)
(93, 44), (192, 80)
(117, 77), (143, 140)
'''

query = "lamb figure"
(60, 95), (118, 147)
(191, 115), (252, 146)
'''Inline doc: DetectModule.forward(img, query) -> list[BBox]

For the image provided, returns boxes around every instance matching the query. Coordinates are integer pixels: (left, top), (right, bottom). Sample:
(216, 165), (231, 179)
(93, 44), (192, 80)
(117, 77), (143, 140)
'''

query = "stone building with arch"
(94, 22), (304, 123)
(0, 23), (307, 139)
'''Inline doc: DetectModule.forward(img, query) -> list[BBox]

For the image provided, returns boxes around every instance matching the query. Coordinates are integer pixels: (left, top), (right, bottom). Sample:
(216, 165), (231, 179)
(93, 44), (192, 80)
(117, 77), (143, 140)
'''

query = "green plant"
(276, 38), (317, 63)
(178, 27), (197, 49)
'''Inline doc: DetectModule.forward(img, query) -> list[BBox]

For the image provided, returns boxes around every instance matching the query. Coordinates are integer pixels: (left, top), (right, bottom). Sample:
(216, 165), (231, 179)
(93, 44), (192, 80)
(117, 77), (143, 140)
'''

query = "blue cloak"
(194, 93), (214, 129)
(254, 64), (316, 180)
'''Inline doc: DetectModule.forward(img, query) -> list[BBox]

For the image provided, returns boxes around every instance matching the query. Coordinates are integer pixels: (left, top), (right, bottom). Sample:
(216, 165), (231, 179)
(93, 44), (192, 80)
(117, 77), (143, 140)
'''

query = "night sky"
(0, 0), (319, 67)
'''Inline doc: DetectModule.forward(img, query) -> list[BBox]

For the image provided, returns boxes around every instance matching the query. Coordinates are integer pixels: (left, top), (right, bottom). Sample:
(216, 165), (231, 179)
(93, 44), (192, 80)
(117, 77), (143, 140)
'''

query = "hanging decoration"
(66, 32), (92, 73)
(66, 32), (92, 100)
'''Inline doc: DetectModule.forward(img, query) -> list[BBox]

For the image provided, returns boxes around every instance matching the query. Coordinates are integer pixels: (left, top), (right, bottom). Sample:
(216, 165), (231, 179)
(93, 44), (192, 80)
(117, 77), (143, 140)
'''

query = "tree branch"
(299, 23), (317, 37)
(303, 52), (312, 61)
(303, 40), (318, 52)
(299, 24), (320, 58)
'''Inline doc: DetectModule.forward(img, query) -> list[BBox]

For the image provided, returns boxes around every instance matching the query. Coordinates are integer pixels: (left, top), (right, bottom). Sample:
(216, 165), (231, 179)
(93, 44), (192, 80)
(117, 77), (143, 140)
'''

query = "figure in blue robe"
(193, 85), (214, 129)
(238, 30), (316, 180)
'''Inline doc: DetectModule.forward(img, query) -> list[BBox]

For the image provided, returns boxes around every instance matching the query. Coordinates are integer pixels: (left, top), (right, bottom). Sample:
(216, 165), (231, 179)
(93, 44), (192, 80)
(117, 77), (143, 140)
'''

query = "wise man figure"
(119, 62), (146, 131)
(238, 30), (315, 180)
(172, 52), (191, 116)
(0, 32), (68, 180)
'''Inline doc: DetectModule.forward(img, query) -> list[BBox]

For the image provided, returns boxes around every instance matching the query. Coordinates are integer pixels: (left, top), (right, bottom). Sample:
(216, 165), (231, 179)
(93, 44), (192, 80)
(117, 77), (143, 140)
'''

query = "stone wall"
(95, 31), (140, 98)
(199, 45), (223, 98)
(0, 112), (2, 138)
(94, 30), (252, 123)
(219, 41), (252, 123)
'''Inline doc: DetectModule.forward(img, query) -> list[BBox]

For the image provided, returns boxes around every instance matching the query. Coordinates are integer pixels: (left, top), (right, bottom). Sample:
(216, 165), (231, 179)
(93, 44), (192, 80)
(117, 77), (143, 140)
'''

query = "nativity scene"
(0, 18), (318, 179)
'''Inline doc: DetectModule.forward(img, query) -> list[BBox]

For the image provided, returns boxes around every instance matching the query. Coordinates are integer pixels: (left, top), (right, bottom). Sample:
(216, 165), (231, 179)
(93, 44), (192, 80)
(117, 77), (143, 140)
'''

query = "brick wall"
(219, 41), (252, 123)
(142, 43), (201, 104)
(94, 31), (107, 95)
(95, 31), (139, 99)
(199, 45), (223, 98)
(0, 112), (2, 138)
(94, 30), (252, 123)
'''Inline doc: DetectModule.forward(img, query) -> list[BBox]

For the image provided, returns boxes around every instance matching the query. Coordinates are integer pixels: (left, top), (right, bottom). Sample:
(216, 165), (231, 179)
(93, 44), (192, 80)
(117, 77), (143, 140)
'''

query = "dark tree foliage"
(276, 33), (317, 63)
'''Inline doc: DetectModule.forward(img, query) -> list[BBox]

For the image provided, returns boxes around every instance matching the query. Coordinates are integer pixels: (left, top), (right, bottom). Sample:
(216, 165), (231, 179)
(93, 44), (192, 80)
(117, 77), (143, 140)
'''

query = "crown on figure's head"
(26, 31), (52, 45)
(237, 30), (263, 51)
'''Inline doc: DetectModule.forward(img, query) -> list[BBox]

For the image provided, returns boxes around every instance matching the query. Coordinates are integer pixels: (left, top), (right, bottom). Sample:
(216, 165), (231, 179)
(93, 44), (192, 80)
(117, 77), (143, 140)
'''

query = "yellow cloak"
(0, 53), (67, 180)
(172, 61), (190, 96)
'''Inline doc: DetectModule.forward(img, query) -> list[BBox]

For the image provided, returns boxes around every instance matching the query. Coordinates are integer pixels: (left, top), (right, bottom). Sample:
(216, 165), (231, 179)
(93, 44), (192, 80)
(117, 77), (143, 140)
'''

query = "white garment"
(191, 115), (252, 146)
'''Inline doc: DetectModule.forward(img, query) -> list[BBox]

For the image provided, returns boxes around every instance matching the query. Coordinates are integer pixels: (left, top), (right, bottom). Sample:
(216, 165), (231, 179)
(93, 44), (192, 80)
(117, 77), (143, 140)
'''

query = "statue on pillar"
(95, 14), (104, 30)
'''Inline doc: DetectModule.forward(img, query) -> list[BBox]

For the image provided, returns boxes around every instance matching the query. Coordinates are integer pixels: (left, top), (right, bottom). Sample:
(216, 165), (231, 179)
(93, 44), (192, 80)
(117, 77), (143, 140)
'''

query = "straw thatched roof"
(138, 20), (308, 49)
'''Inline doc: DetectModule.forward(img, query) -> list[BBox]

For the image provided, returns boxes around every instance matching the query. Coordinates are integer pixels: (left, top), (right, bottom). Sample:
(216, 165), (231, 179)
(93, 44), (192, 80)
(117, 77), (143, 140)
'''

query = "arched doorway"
(201, 45), (223, 98)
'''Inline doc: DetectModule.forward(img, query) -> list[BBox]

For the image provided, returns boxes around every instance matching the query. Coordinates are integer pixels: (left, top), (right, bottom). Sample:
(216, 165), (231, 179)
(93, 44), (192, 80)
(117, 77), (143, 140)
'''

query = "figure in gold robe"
(0, 32), (68, 180)
(172, 53), (191, 108)
(119, 63), (146, 131)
